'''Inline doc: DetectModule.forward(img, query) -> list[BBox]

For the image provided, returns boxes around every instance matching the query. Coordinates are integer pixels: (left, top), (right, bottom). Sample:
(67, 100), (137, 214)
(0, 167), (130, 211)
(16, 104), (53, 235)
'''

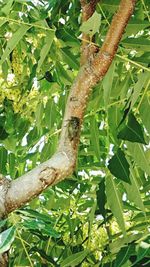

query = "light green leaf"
(37, 31), (55, 71)
(103, 61), (115, 107)
(0, 226), (16, 254)
(125, 19), (149, 37)
(124, 166), (145, 212)
(1, 0), (14, 15)
(139, 94), (150, 136)
(90, 116), (100, 160)
(0, 17), (8, 27)
(80, 11), (101, 37)
(35, 102), (44, 133)
(60, 250), (88, 267)
(101, 0), (119, 12)
(0, 25), (30, 65)
(130, 72), (150, 110)
(105, 176), (126, 235)
(122, 38), (150, 51)
(127, 142), (150, 176)
(0, 146), (7, 175)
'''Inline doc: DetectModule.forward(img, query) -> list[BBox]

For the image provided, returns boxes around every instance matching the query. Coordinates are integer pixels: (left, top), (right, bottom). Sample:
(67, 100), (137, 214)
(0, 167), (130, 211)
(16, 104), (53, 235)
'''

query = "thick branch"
(0, 0), (136, 216)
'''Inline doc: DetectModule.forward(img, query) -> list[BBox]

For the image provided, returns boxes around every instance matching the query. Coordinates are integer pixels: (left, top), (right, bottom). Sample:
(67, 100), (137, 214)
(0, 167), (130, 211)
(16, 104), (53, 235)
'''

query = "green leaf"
(23, 219), (60, 238)
(0, 25), (30, 65)
(132, 241), (150, 266)
(1, 0), (14, 15)
(59, 48), (79, 70)
(127, 142), (150, 176)
(80, 11), (101, 37)
(114, 244), (135, 267)
(124, 166), (145, 212)
(96, 179), (106, 217)
(40, 141), (52, 163)
(101, 0), (119, 12)
(122, 37), (150, 51)
(35, 102), (44, 133)
(90, 116), (100, 160)
(118, 113), (146, 144)
(0, 146), (7, 175)
(8, 153), (16, 178)
(0, 226), (16, 254)
(130, 72), (150, 110)
(55, 61), (72, 85)
(108, 148), (130, 183)
(125, 19), (149, 37)
(37, 30), (55, 71)
(0, 126), (9, 140)
(103, 61), (115, 106)
(60, 250), (88, 267)
(105, 176), (126, 235)
(139, 95), (150, 136)
(0, 17), (7, 27)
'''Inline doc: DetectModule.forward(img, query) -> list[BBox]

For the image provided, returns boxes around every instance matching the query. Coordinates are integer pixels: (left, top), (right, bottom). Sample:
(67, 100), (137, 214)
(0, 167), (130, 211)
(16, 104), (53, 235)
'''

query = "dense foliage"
(0, 0), (150, 266)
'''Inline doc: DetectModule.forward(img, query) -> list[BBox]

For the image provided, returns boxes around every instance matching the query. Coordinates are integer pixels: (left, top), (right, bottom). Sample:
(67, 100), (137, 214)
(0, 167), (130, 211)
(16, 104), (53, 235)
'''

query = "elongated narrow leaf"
(90, 116), (100, 160)
(37, 30), (55, 71)
(118, 113), (146, 144)
(122, 38), (150, 51)
(59, 48), (79, 70)
(60, 250), (88, 267)
(108, 148), (130, 183)
(1, 0), (14, 15)
(103, 61), (115, 106)
(0, 25), (30, 65)
(139, 95), (150, 136)
(127, 142), (150, 176)
(130, 72), (149, 110)
(0, 18), (7, 27)
(0, 146), (7, 175)
(105, 176), (126, 235)
(124, 166), (145, 212)
(115, 244), (135, 267)
(96, 179), (106, 217)
(0, 226), (16, 254)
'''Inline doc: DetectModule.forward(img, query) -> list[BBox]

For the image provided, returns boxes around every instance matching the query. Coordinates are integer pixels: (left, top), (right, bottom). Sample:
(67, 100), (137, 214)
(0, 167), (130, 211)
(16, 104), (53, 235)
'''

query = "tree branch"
(80, 0), (99, 65)
(0, 0), (136, 216)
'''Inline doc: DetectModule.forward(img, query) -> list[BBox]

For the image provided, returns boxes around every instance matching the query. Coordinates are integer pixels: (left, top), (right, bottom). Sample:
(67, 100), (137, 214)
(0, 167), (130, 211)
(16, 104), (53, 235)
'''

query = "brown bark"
(0, 0), (137, 217)
(80, 0), (99, 65)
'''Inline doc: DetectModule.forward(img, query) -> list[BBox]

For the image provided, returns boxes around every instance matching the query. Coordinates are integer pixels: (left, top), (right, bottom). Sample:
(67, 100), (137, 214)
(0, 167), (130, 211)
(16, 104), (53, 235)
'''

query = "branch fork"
(0, 0), (137, 217)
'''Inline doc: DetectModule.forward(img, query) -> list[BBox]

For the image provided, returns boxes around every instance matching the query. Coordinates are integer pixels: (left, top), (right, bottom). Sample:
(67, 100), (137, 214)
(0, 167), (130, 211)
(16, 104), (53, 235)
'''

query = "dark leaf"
(118, 113), (147, 144)
(108, 148), (130, 183)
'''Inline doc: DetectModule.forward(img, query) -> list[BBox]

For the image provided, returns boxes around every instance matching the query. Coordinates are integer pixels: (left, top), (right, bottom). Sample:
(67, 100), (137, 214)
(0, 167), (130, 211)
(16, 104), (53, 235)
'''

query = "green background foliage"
(0, 0), (150, 266)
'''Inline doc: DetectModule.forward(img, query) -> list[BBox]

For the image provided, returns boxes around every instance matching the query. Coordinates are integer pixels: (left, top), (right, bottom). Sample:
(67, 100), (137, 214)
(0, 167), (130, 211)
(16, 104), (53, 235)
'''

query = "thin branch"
(80, 0), (99, 65)
(1, 0), (137, 216)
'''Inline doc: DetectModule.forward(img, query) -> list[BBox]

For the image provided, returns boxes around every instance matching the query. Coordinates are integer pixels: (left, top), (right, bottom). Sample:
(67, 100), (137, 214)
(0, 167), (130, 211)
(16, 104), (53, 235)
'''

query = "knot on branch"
(39, 167), (58, 189)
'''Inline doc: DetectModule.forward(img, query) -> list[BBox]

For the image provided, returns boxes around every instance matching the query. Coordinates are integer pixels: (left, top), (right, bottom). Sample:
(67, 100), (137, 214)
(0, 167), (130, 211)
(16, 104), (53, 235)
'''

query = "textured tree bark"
(0, 0), (137, 217)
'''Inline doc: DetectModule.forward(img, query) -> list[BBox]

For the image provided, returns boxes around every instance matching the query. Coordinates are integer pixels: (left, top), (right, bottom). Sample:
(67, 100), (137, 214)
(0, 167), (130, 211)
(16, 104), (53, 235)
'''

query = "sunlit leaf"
(0, 25), (30, 64)
(0, 227), (16, 254)
(105, 176), (126, 235)
(80, 11), (101, 37)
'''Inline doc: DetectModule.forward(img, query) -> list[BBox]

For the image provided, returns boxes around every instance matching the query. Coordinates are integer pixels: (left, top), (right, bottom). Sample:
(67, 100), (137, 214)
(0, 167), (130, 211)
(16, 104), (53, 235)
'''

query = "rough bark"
(0, 0), (137, 217)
